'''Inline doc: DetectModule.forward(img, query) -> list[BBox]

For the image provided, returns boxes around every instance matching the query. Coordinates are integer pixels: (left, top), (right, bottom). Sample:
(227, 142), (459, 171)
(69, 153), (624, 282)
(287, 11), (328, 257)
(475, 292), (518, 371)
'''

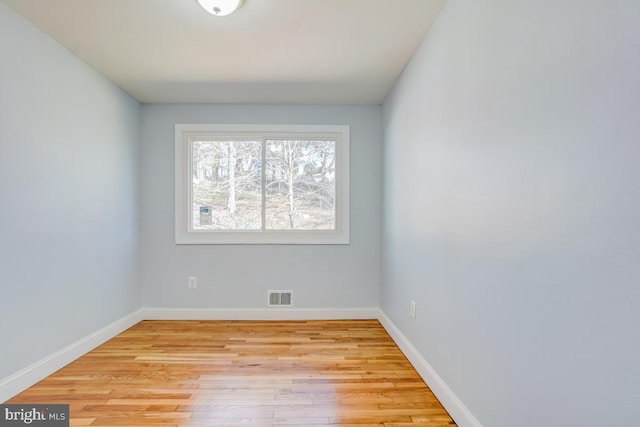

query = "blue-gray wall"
(0, 3), (141, 381)
(382, 0), (640, 426)
(140, 104), (382, 309)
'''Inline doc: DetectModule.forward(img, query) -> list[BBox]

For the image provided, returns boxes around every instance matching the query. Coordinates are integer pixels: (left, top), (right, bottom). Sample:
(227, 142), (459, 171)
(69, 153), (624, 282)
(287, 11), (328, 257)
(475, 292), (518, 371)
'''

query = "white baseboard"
(0, 309), (144, 403)
(142, 307), (380, 321)
(378, 311), (483, 427)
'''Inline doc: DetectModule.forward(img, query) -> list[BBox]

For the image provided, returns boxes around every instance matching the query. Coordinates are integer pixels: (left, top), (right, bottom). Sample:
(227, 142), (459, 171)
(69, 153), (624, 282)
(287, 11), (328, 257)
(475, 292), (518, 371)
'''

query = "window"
(175, 124), (349, 244)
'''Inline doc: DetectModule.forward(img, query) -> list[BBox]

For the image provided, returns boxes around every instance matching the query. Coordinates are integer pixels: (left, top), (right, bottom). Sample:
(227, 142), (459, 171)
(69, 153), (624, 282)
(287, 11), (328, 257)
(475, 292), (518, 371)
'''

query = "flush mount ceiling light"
(197, 0), (242, 16)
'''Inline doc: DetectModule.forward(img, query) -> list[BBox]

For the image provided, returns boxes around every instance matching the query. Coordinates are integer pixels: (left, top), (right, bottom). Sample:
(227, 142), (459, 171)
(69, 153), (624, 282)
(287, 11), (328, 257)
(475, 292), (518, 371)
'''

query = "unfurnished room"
(0, 1), (638, 426)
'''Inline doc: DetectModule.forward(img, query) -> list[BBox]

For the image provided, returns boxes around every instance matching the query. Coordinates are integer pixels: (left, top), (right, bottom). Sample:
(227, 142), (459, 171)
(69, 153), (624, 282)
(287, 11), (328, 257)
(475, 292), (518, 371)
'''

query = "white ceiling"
(2, 0), (446, 105)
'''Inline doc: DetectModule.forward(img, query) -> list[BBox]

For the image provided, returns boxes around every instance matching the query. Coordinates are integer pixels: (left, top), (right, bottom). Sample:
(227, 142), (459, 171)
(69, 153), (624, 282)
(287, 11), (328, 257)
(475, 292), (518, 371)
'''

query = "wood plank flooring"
(7, 320), (456, 427)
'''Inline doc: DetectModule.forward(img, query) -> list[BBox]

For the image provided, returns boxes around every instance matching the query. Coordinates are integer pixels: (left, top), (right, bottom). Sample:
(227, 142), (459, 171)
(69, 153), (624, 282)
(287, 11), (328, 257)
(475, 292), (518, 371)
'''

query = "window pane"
(191, 140), (262, 230)
(265, 140), (336, 230)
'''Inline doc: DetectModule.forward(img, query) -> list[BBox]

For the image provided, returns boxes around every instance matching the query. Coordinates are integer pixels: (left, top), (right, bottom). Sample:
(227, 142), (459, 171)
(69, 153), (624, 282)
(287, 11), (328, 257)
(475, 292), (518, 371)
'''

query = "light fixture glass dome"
(197, 0), (242, 16)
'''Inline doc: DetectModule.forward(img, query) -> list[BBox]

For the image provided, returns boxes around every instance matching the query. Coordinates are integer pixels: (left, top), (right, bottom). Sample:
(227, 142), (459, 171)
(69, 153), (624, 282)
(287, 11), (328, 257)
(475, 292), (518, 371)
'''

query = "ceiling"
(2, 0), (446, 105)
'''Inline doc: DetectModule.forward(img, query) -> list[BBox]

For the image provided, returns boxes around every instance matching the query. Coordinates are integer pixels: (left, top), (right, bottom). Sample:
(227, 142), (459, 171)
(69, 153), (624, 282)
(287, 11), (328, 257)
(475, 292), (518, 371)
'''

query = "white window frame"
(175, 124), (350, 244)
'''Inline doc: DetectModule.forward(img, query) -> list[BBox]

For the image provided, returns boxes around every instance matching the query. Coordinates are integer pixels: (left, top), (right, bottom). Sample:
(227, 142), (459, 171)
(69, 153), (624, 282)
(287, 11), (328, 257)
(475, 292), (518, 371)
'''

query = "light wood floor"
(8, 320), (456, 427)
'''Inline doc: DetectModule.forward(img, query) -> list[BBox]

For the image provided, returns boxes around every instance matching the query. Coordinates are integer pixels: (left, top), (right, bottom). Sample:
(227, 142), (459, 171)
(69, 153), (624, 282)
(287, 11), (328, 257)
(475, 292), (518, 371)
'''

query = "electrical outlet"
(410, 300), (416, 318)
(188, 276), (197, 289)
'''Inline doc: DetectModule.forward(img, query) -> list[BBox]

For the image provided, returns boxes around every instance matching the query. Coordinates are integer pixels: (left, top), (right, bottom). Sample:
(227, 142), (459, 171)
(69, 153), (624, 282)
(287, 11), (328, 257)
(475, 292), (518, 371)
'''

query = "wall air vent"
(268, 290), (293, 307)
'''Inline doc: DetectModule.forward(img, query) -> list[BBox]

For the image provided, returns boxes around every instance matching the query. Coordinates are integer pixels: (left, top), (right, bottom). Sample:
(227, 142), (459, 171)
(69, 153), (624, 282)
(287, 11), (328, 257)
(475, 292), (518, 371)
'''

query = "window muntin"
(175, 125), (349, 244)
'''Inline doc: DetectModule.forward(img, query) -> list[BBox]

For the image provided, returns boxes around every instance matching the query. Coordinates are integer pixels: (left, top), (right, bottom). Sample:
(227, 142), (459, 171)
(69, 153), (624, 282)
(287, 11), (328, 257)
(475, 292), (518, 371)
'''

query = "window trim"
(175, 124), (350, 244)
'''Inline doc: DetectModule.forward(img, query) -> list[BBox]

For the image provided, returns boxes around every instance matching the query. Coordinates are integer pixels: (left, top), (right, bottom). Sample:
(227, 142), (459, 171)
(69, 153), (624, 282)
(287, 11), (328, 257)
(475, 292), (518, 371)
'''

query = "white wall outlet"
(188, 276), (197, 289)
(410, 300), (416, 318)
